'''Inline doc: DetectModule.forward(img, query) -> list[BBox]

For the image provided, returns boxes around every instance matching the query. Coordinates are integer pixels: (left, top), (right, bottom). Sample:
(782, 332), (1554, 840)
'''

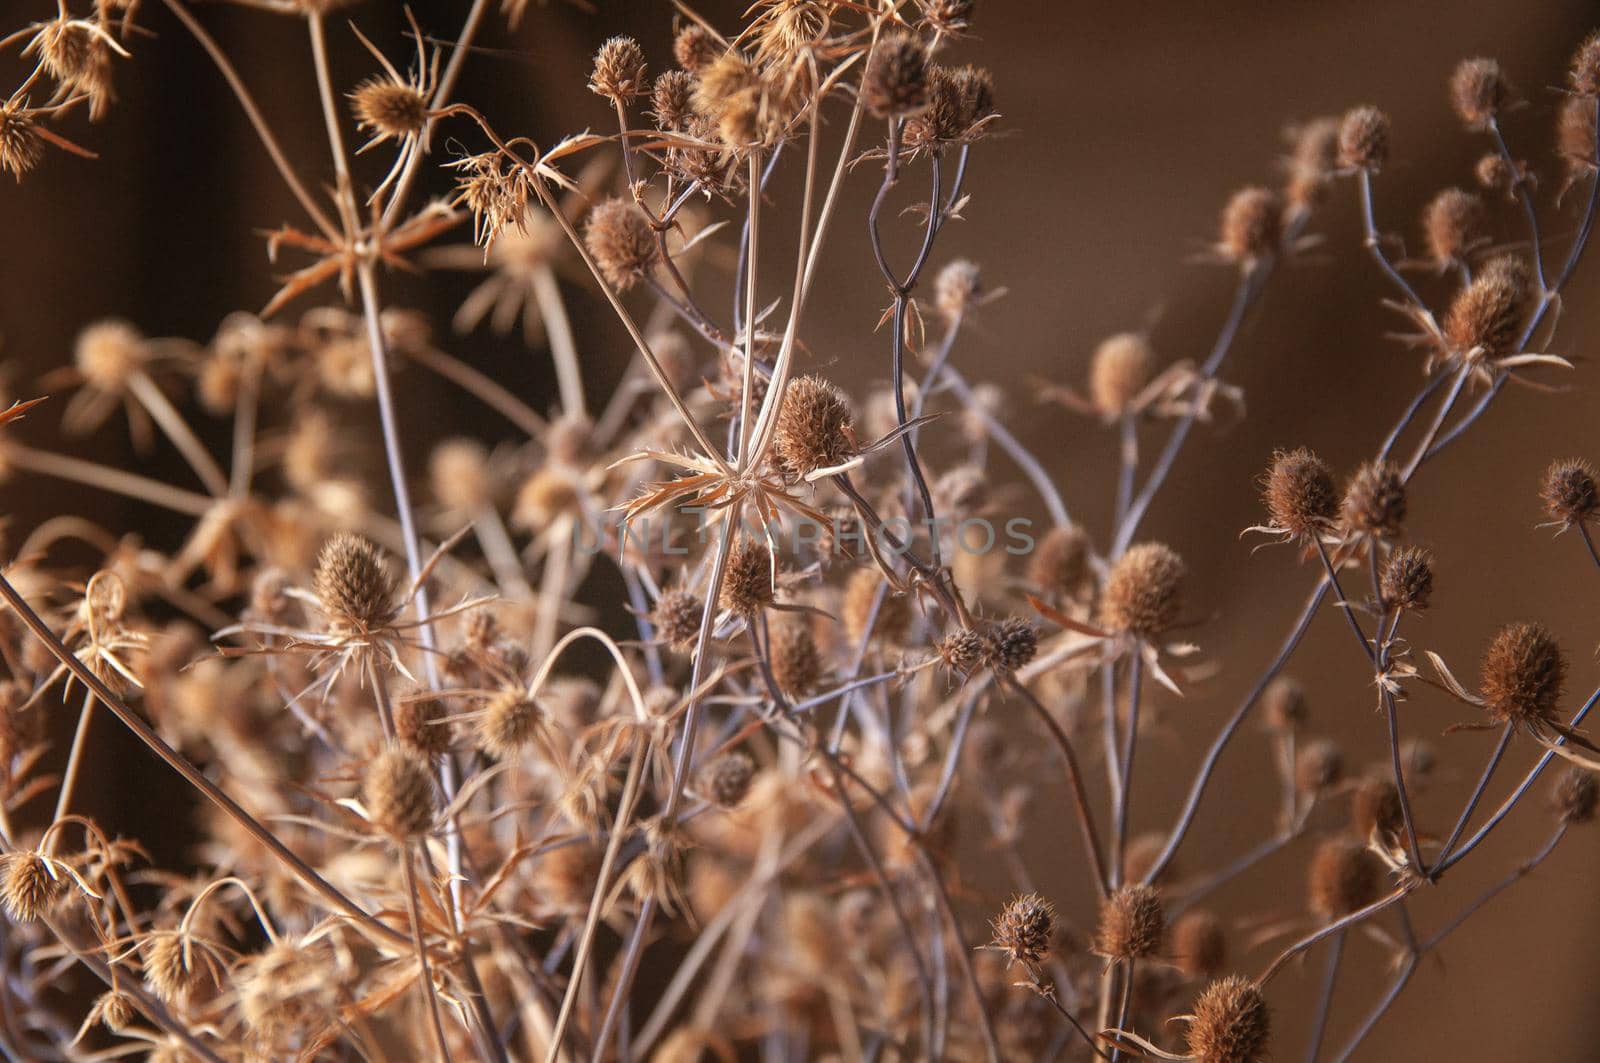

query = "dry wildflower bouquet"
(1, 0), (1600, 1060)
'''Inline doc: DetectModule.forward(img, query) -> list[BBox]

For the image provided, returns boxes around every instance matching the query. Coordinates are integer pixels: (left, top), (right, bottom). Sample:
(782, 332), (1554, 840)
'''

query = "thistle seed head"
(1559, 96), (1597, 175)
(1337, 105), (1389, 171)
(1218, 186), (1282, 266)
(0, 101), (43, 181)
(936, 626), (986, 676)
(1479, 621), (1565, 726)
(1308, 837), (1382, 920)
(1095, 882), (1165, 959)
(651, 589), (705, 651)
(1422, 187), (1484, 268)
(1380, 546), (1434, 613)
(476, 689), (547, 759)
(1186, 975), (1271, 1063)
(702, 750), (756, 808)
(1295, 739), (1345, 795)
(1340, 461), (1406, 541)
(1541, 458), (1599, 528)
(0, 851), (62, 922)
(1572, 31), (1600, 96)
(1449, 57), (1508, 130)
(583, 198), (658, 291)
(350, 78), (428, 141)
(363, 749), (436, 838)
(1089, 332), (1155, 417)
(862, 33), (930, 117)
(395, 695), (451, 758)
(981, 617), (1038, 674)
(935, 258), (983, 322)
(773, 375), (854, 479)
(1262, 675), (1308, 730)
(1028, 524), (1091, 599)
(1552, 766), (1599, 824)
(1261, 447), (1338, 541)
(768, 615), (821, 698)
(1443, 254), (1529, 360)
(673, 24), (720, 73)
(1350, 776), (1403, 840)
(589, 36), (647, 100)
(720, 540), (774, 616)
(990, 892), (1055, 967)
(1099, 542), (1186, 638)
(1171, 909), (1227, 978)
(313, 533), (397, 630)
(651, 70), (697, 131)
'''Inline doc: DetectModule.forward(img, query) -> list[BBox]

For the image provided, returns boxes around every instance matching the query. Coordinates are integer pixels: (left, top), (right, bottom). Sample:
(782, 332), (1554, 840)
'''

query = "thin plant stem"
(126, 371), (229, 497)
(2, 443), (215, 516)
(51, 689), (96, 824)
(402, 843), (456, 1063)
(1304, 929), (1344, 1063)
(1112, 652), (1144, 887)
(404, 342), (548, 438)
(531, 264), (586, 418)
(1433, 721), (1515, 866)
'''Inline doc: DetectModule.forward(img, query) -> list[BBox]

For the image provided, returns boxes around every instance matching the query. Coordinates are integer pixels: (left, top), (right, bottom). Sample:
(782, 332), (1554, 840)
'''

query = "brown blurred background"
(5, 0), (1600, 1058)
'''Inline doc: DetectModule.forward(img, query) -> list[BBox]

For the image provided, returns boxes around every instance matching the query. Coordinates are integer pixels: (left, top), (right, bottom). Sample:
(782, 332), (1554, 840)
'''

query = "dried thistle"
(1095, 882), (1165, 959)
(1099, 542), (1186, 638)
(989, 892), (1055, 968)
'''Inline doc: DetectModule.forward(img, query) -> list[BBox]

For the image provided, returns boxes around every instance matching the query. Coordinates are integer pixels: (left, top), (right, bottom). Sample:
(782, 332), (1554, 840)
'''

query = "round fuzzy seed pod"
(395, 696), (451, 758)
(1338, 105), (1389, 172)
(922, 0), (976, 36)
(1295, 739), (1345, 795)
(1218, 186), (1282, 265)
(1478, 621), (1565, 727)
(720, 540), (774, 616)
(476, 689), (547, 759)
(651, 70), (696, 131)
(1449, 57), (1508, 130)
(1340, 461), (1406, 541)
(0, 102), (43, 180)
(673, 23), (720, 73)
(1422, 187), (1483, 268)
(1028, 524), (1091, 599)
(75, 320), (145, 392)
(702, 750), (756, 808)
(651, 589), (704, 651)
(935, 258), (982, 323)
(1307, 837), (1383, 921)
(1541, 458), (1600, 528)
(1476, 152), (1516, 193)
(1171, 909), (1227, 978)
(1552, 765), (1599, 824)
(142, 933), (213, 1005)
(1444, 254), (1530, 361)
(583, 198), (658, 292)
(1286, 115), (1341, 210)
(1380, 546), (1434, 613)
(907, 63), (996, 148)
(1089, 332), (1155, 418)
(88, 990), (135, 1033)
(1572, 31), (1600, 96)
(936, 626), (986, 676)
(773, 375), (854, 480)
(589, 36), (647, 100)
(862, 33), (930, 117)
(1095, 883), (1165, 960)
(313, 533), (397, 630)
(0, 852), (63, 922)
(429, 438), (492, 515)
(982, 617), (1038, 674)
(843, 568), (910, 646)
(1559, 96), (1598, 175)
(363, 749), (436, 838)
(1099, 542), (1186, 638)
(1186, 975), (1271, 1063)
(1350, 776), (1404, 840)
(1261, 447), (1338, 541)
(350, 79), (428, 141)
(768, 615), (821, 698)
(990, 893), (1055, 968)
(1262, 675), (1308, 730)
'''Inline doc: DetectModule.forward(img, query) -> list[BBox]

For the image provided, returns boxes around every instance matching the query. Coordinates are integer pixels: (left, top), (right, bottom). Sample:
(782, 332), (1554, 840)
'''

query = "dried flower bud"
(1028, 524), (1091, 599)
(0, 101), (43, 180)
(395, 696), (451, 758)
(1295, 739), (1345, 794)
(1380, 546), (1434, 613)
(1340, 461), (1406, 540)
(1090, 333), (1155, 417)
(363, 749), (436, 838)
(589, 36), (647, 100)
(769, 615), (821, 698)
(843, 568), (910, 645)
(1099, 542), (1186, 638)
(1186, 976), (1271, 1063)
(982, 617), (1038, 673)
(935, 258), (982, 322)
(1449, 58), (1508, 130)
(703, 750), (756, 808)
(1552, 765), (1599, 824)
(1261, 447), (1338, 541)
(87, 990), (136, 1033)
(350, 78), (428, 142)
(1095, 883), (1165, 959)
(1285, 116), (1340, 210)
(862, 33), (930, 117)
(0, 852), (63, 921)
(937, 627), (986, 676)
(429, 438), (492, 515)
(695, 51), (763, 147)
(905, 63), (995, 148)
(773, 375), (854, 479)
(142, 932), (217, 1004)
(1479, 621), (1565, 726)
(1422, 188), (1483, 268)
(1171, 910), (1227, 978)
(76, 319), (145, 391)
(1541, 458), (1599, 528)
(1218, 187), (1282, 265)
(1262, 675), (1308, 730)
(720, 540), (774, 616)
(991, 893), (1055, 967)
(673, 24), (720, 73)
(651, 589), (704, 651)
(1443, 254), (1529, 360)
(1572, 31), (1600, 96)
(1338, 105), (1389, 171)
(476, 689), (548, 759)
(651, 70), (696, 131)
(313, 533), (397, 630)
(921, 0), (976, 36)
(1308, 837), (1383, 920)
(1475, 152), (1516, 193)
(583, 198), (658, 292)
(1559, 95), (1598, 175)
(1350, 776), (1403, 840)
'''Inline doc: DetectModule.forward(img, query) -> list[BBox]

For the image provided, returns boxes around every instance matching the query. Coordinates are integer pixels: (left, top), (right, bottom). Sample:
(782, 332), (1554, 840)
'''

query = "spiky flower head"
(702, 750), (756, 808)
(1218, 186), (1282, 266)
(1171, 909), (1228, 978)
(1337, 105), (1389, 171)
(1380, 546), (1434, 613)
(363, 749), (436, 838)
(1260, 447), (1338, 542)
(1186, 975), (1271, 1063)
(650, 589), (704, 651)
(589, 36), (647, 100)
(1552, 766), (1599, 824)
(862, 33), (931, 117)
(1449, 57), (1508, 130)
(1478, 621), (1565, 726)
(1541, 458), (1599, 529)
(1307, 837), (1382, 920)
(350, 78), (428, 142)
(1099, 542), (1186, 638)
(1422, 187), (1483, 269)
(1090, 333), (1154, 418)
(313, 533), (397, 631)
(990, 892), (1055, 967)
(1443, 254), (1529, 361)
(773, 375), (855, 479)
(1095, 882), (1165, 959)
(583, 198), (658, 292)
(1340, 461), (1406, 541)
(0, 851), (63, 922)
